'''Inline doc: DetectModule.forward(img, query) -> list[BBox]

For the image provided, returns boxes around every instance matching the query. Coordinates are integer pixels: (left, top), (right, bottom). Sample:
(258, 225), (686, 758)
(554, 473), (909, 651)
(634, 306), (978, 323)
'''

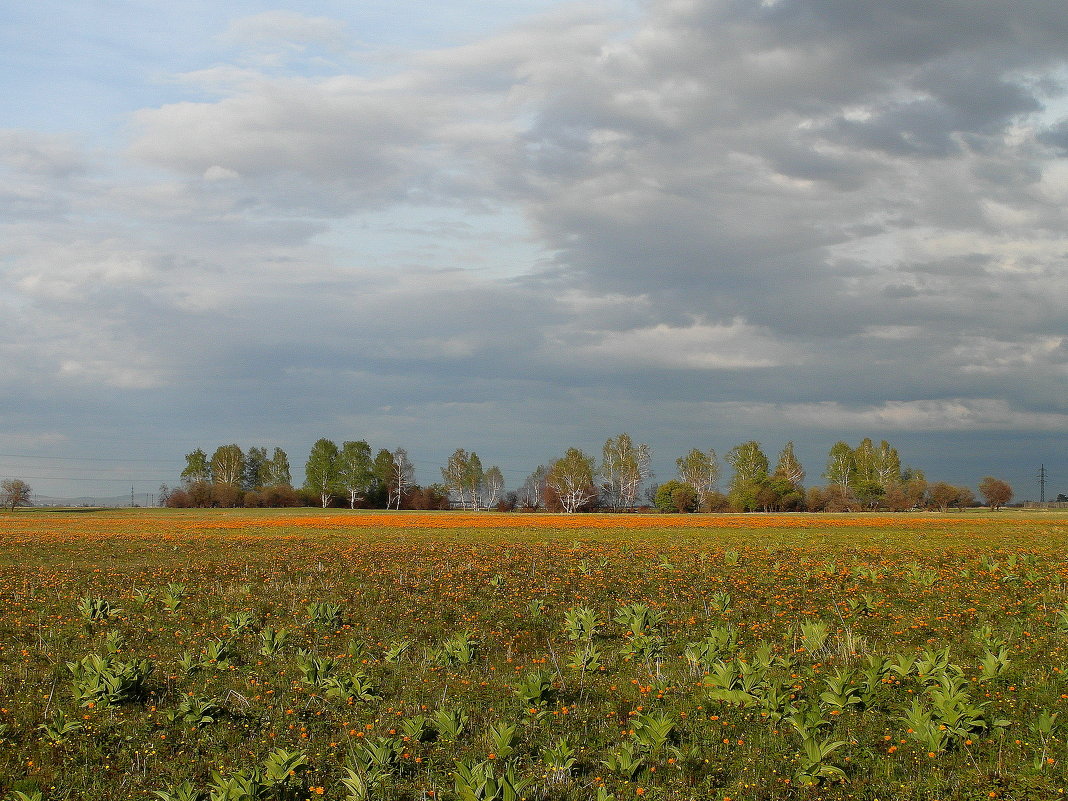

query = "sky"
(2, 0), (1067, 502)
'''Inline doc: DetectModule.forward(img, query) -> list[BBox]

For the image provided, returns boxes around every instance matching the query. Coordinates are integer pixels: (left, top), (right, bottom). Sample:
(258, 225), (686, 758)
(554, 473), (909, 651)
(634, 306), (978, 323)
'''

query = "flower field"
(2, 508), (1068, 800)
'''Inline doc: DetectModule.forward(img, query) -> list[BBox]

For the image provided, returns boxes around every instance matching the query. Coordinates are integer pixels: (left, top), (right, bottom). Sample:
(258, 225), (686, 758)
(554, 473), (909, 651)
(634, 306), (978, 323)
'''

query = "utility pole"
(131, 486), (135, 508)
(1039, 464), (1047, 504)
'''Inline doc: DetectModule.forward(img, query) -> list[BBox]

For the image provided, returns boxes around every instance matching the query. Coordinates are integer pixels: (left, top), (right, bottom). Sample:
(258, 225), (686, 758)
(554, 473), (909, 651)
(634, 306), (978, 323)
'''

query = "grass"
(1, 508), (1067, 800)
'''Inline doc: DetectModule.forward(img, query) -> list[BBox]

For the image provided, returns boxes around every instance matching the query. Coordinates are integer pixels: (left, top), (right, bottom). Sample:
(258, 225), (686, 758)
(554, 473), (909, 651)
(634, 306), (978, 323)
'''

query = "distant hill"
(32, 495), (158, 508)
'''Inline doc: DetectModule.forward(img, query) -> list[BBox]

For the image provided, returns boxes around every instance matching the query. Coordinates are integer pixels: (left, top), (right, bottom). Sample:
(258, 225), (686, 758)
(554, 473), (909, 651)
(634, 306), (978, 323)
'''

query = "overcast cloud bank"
(1, 0), (1066, 497)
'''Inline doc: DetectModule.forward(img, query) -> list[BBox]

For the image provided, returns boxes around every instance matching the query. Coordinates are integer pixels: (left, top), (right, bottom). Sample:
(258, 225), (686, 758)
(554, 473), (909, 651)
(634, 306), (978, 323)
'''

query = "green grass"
(1, 509), (1067, 800)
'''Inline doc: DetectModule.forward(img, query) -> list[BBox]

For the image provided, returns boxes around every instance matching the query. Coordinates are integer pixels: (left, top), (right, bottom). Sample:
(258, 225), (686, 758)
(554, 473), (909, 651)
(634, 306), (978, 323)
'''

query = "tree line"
(165, 435), (1015, 513)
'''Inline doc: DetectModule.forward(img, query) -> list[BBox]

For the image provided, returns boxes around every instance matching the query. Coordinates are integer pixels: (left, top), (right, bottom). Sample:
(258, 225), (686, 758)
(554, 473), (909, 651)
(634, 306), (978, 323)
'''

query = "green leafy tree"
(482, 465), (505, 509)
(304, 439), (341, 508)
(853, 438), (878, 487)
(774, 442), (805, 488)
(654, 480), (696, 513)
(244, 446), (269, 491)
(824, 441), (855, 491)
(265, 447), (292, 487)
(875, 440), (902, 488)
(338, 440), (374, 509)
(441, 449), (483, 510)
(547, 448), (597, 513)
(726, 441), (769, 511)
(372, 448), (397, 508)
(676, 448), (720, 511)
(180, 449), (210, 485)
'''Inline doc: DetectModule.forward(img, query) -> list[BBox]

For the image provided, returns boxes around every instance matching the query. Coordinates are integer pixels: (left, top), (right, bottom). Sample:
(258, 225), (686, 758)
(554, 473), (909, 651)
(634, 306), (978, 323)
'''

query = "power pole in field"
(1038, 464), (1047, 503)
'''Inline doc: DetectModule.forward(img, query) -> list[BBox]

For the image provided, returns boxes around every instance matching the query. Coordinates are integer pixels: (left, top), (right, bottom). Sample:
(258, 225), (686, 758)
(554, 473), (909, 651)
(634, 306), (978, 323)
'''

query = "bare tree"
(601, 434), (651, 510)
(482, 465), (505, 509)
(1, 479), (32, 511)
(520, 465), (548, 510)
(390, 448), (415, 509)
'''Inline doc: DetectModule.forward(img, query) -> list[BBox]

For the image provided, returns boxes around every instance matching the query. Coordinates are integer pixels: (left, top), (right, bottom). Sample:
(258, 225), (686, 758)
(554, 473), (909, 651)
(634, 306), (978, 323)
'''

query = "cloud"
(715, 399), (1068, 433)
(4, 0), (1068, 496)
(220, 11), (349, 60)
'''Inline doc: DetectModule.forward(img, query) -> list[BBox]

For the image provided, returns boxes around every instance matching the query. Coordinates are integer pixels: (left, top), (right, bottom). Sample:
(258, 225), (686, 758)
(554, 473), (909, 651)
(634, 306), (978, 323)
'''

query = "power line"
(0, 452), (179, 463)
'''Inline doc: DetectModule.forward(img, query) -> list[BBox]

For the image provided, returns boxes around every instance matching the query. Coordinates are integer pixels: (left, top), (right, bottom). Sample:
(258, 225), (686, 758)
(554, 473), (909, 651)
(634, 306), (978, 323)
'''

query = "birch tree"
(338, 440), (373, 509)
(676, 448), (720, 510)
(875, 440), (901, 488)
(547, 448), (597, 513)
(520, 465), (548, 510)
(304, 438), (341, 508)
(601, 434), (651, 510)
(181, 449), (210, 485)
(390, 448), (415, 510)
(824, 441), (855, 491)
(442, 448), (482, 510)
(774, 442), (805, 487)
(210, 444), (245, 488)
(266, 447), (292, 487)
(726, 441), (770, 512)
(482, 465), (505, 509)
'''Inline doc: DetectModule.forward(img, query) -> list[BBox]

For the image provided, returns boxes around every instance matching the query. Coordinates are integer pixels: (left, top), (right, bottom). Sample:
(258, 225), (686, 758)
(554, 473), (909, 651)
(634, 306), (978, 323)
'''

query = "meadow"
(1, 508), (1067, 800)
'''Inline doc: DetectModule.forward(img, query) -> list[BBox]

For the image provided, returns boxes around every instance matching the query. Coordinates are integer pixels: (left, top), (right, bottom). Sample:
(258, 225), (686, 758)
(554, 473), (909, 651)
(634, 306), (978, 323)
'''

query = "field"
(2, 509), (1068, 800)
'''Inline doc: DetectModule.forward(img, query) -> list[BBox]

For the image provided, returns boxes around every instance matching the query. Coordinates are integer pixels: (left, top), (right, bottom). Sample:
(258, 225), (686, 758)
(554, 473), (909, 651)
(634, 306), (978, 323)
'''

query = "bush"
(654, 481), (696, 513)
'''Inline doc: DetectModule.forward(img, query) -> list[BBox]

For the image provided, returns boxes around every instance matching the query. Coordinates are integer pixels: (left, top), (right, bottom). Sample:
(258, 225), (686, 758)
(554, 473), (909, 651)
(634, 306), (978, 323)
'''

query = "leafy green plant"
(977, 647), (1011, 682)
(166, 696), (223, 728)
(542, 737), (577, 783)
(103, 629), (125, 654)
(819, 667), (864, 712)
(794, 736), (849, 786)
(618, 632), (664, 663)
(161, 583), (187, 614)
(151, 782), (205, 801)
(295, 650), (337, 687)
(434, 707), (469, 741)
(487, 721), (518, 760)
(323, 672), (380, 703)
(435, 631), (480, 666)
(224, 610), (256, 636)
(38, 709), (83, 744)
(452, 758), (533, 801)
(258, 627), (289, 657)
(567, 641), (604, 672)
(632, 710), (676, 755)
(68, 653), (153, 707)
(306, 601), (343, 629)
(601, 741), (645, 780)
(614, 603), (664, 636)
(77, 596), (123, 623)
(562, 606), (601, 641)
(513, 669), (556, 708)
(400, 714), (436, 743)
(262, 747), (309, 787)
(382, 639), (411, 663)
(798, 619), (830, 655)
(201, 638), (236, 670)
